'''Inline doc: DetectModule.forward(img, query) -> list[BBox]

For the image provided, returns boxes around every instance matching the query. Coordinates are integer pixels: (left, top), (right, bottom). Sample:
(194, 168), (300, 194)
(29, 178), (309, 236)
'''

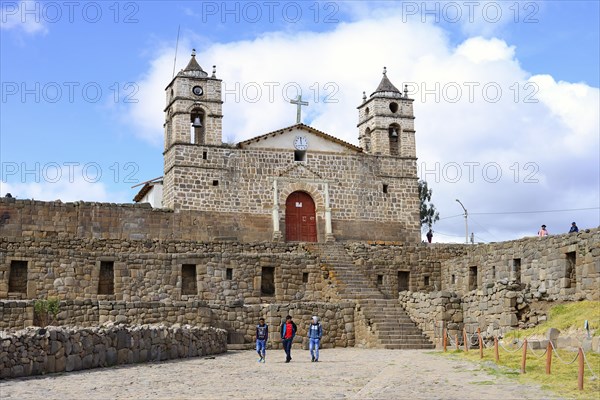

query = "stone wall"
(0, 324), (227, 379)
(400, 281), (549, 345)
(0, 300), (355, 350)
(461, 282), (523, 338)
(0, 198), (274, 242)
(0, 301), (33, 330)
(0, 237), (324, 303)
(345, 242), (467, 297)
(441, 229), (600, 301)
(399, 291), (460, 346)
(0, 300), (214, 331)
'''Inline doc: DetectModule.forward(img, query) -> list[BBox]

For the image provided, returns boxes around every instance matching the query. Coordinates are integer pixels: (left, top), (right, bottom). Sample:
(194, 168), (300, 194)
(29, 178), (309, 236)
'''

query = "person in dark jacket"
(569, 222), (579, 233)
(256, 317), (268, 363)
(280, 315), (297, 363)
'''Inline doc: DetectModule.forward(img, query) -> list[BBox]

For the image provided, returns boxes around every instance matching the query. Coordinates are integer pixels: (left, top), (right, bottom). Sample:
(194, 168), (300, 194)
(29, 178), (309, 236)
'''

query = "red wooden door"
(285, 192), (317, 242)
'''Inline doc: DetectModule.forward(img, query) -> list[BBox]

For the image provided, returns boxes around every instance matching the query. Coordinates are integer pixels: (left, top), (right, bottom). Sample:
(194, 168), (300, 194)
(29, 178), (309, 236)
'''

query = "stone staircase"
(358, 299), (435, 349)
(304, 242), (434, 349)
(304, 242), (384, 300)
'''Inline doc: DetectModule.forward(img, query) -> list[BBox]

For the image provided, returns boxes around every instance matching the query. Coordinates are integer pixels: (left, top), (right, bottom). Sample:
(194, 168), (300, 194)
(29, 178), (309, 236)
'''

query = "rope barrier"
(469, 333), (479, 346)
(446, 326), (597, 391)
(581, 348), (599, 379)
(498, 340), (525, 353)
(444, 326), (597, 382)
(446, 332), (458, 347)
(550, 341), (580, 365)
(526, 344), (548, 359)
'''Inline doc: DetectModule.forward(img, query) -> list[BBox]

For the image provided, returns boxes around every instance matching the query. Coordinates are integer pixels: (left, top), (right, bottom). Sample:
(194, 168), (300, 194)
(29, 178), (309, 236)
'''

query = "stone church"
(139, 51), (420, 243)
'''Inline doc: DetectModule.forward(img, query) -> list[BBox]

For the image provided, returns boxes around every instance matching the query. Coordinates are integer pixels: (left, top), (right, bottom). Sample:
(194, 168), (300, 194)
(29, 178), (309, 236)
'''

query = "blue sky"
(1, 1), (599, 243)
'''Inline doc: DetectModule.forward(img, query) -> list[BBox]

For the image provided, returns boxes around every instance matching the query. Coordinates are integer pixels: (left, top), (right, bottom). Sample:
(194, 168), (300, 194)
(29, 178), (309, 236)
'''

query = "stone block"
(546, 328), (560, 342)
(106, 348), (117, 366)
(65, 354), (81, 372)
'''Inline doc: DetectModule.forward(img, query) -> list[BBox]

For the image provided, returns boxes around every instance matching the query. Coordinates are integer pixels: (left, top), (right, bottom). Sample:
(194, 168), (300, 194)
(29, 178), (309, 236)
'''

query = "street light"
(455, 199), (468, 244)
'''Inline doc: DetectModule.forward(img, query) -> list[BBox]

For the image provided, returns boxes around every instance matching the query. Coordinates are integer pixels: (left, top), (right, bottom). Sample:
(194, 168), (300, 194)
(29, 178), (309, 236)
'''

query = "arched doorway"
(285, 191), (317, 242)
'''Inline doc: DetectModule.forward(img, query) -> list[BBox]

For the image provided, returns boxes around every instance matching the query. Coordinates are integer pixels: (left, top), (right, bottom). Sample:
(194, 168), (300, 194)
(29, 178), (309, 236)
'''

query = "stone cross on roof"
(290, 95), (309, 124)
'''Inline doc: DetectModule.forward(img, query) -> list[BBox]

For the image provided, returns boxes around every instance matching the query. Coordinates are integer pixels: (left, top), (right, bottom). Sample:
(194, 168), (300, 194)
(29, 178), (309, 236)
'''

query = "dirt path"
(0, 348), (561, 399)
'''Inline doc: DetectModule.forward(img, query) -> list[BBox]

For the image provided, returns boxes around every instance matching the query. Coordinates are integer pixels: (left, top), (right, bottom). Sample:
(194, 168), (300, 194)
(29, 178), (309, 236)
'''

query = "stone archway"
(285, 191), (317, 242)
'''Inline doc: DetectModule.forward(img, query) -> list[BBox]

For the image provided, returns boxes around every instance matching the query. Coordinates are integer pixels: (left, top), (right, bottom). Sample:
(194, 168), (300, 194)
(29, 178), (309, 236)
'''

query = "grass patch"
(505, 301), (600, 340)
(441, 345), (600, 399)
(441, 302), (600, 398)
(470, 380), (495, 385)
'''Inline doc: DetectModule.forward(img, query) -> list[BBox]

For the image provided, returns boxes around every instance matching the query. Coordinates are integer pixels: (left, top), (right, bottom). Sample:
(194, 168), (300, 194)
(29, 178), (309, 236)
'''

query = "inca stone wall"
(399, 283), (528, 344)
(0, 300), (355, 350)
(0, 324), (227, 379)
(460, 282), (524, 337)
(163, 143), (420, 242)
(398, 291), (461, 344)
(0, 237), (326, 304)
(1, 196), (598, 357)
(344, 242), (467, 296)
(399, 229), (599, 344)
(440, 229), (600, 300)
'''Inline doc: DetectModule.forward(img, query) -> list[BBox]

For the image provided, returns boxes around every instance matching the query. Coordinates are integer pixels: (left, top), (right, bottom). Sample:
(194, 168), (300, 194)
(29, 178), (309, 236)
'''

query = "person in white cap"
(308, 315), (323, 362)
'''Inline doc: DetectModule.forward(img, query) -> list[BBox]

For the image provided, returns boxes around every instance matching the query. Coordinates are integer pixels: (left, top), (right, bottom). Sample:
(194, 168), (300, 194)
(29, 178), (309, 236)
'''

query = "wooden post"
(455, 333), (459, 351)
(443, 328), (447, 352)
(521, 339), (527, 373)
(463, 328), (469, 352)
(478, 328), (483, 359)
(494, 337), (499, 362)
(578, 348), (584, 390)
(545, 341), (552, 374)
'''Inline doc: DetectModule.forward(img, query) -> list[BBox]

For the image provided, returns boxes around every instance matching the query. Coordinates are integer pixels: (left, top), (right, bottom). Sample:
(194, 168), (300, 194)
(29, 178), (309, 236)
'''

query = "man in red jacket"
(280, 315), (297, 363)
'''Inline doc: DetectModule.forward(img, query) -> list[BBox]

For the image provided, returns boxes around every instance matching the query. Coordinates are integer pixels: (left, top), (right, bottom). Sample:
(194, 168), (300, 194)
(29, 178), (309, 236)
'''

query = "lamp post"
(455, 199), (468, 244)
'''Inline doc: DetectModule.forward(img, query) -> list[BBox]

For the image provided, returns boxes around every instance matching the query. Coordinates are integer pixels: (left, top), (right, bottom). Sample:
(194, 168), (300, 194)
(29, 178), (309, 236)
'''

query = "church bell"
(192, 116), (202, 128)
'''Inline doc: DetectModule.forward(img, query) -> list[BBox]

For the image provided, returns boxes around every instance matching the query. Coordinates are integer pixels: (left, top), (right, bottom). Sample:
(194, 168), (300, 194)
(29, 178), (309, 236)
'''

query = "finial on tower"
(404, 84), (408, 98)
(191, 49), (196, 57)
(362, 91), (367, 102)
(212, 65), (217, 78)
(383, 66), (387, 75)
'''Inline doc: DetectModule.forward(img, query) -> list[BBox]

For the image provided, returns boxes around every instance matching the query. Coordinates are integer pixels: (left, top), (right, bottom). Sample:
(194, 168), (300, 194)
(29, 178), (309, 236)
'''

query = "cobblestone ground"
(0, 348), (561, 400)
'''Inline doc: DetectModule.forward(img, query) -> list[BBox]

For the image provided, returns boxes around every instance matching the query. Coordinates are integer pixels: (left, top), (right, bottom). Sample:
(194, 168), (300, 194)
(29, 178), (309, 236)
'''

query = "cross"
(290, 95), (308, 124)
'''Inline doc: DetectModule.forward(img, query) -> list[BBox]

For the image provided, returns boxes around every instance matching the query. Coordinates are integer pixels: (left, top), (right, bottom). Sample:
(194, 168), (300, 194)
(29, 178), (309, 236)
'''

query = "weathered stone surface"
(0, 325), (227, 379)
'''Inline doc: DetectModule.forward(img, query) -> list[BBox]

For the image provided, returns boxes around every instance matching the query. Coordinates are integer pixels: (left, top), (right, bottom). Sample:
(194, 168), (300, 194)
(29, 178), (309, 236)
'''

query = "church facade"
(160, 52), (420, 243)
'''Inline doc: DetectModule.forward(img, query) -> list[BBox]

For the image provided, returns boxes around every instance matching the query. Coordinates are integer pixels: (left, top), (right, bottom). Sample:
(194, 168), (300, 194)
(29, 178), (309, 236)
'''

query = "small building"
(132, 177), (163, 208)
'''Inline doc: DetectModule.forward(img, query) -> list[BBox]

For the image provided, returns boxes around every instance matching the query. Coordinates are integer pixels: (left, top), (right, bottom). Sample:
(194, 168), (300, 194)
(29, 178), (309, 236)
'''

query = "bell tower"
(163, 50), (223, 150)
(357, 68), (415, 158)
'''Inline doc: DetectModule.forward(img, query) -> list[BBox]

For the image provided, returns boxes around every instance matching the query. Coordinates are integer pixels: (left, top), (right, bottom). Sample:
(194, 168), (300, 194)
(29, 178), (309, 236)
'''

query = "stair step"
(305, 243), (434, 350)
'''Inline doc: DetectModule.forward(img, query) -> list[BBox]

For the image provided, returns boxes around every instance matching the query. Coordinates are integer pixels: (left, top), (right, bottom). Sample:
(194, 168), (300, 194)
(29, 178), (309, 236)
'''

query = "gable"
(238, 124), (361, 154)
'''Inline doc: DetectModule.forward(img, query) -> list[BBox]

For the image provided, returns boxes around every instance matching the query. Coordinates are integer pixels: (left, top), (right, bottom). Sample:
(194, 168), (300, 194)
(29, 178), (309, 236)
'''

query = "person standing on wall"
(308, 315), (323, 362)
(256, 317), (268, 363)
(538, 225), (548, 237)
(569, 222), (579, 233)
(280, 315), (297, 363)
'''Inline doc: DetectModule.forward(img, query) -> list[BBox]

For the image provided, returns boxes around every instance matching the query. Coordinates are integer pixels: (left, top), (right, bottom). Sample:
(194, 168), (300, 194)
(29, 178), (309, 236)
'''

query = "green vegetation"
(441, 302), (600, 399)
(443, 347), (599, 399)
(505, 301), (600, 340)
(33, 297), (60, 326)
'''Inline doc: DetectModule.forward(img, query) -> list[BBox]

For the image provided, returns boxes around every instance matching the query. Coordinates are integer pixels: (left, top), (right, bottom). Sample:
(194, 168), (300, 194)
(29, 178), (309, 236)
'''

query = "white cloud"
(125, 9), (599, 242)
(0, 0), (47, 35)
(455, 37), (515, 63)
(0, 165), (129, 203)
